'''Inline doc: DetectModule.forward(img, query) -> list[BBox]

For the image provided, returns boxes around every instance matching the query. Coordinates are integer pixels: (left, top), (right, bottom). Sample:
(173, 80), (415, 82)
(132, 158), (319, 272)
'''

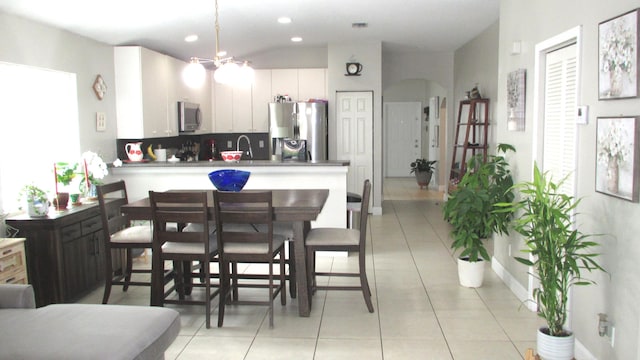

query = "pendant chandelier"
(183, 0), (254, 88)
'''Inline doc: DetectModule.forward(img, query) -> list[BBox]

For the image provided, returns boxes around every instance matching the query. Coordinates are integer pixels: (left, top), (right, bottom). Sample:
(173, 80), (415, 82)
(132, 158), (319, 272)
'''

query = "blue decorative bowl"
(208, 169), (250, 192)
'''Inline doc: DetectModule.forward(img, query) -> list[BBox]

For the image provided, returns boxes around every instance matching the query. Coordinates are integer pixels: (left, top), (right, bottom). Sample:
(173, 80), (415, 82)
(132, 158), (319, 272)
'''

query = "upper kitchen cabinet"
(271, 69), (299, 100)
(298, 68), (327, 101)
(167, 56), (212, 133)
(114, 46), (211, 138)
(270, 68), (327, 102)
(213, 81), (253, 133)
(114, 46), (171, 139)
(251, 69), (272, 133)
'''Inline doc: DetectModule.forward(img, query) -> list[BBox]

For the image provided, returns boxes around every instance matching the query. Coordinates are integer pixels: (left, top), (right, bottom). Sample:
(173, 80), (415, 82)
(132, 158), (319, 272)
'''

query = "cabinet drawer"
(61, 223), (82, 240)
(81, 216), (102, 235)
(1, 270), (27, 284)
(0, 244), (25, 272)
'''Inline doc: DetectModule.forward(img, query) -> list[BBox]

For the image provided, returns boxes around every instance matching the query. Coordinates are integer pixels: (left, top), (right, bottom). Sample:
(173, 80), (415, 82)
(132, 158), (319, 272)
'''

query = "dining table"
(120, 188), (329, 317)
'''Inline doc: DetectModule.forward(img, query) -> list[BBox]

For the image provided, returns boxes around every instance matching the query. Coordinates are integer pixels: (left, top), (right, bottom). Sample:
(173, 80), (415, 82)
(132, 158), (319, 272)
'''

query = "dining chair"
(149, 190), (219, 328)
(97, 180), (153, 304)
(305, 179), (374, 313)
(253, 221), (297, 298)
(213, 190), (286, 327)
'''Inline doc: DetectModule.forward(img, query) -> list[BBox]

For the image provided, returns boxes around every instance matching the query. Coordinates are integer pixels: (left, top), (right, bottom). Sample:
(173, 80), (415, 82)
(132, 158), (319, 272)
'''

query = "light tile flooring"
(79, 177), (543, 359)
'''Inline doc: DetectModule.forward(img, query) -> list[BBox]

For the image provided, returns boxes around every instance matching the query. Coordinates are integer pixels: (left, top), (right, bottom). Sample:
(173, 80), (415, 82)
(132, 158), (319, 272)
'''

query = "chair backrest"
(149, 191), (210, 253)
(213, 191), (274, 255)
(358, 179), (372, 249)
(97, 180), (131, 240)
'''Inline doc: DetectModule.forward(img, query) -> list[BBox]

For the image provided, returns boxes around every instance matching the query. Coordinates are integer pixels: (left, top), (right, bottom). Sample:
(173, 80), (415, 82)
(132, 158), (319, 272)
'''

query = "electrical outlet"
(96, 112), (106, 131)
(227, 140), (233, 149)
(259, 140), (264, 148)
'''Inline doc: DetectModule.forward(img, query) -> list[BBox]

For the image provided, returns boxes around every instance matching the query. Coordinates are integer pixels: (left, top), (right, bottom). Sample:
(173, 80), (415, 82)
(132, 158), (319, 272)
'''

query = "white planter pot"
(537, 327), (574, 360)
(26, 198), (49, 217)
(457, 257), (485, 288)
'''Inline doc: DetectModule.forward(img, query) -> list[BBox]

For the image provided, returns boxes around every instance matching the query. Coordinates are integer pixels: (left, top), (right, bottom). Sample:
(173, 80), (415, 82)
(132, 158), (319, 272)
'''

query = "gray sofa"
(0, 284), (180, 360)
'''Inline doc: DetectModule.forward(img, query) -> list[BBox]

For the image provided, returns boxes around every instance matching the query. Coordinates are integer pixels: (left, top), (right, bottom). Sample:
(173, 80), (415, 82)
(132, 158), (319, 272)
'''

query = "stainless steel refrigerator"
(268, 101), (328, 161)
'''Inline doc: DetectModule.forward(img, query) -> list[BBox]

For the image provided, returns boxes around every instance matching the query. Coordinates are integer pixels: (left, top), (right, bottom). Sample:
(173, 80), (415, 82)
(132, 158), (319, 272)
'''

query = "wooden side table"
(0, 238), (28, 285)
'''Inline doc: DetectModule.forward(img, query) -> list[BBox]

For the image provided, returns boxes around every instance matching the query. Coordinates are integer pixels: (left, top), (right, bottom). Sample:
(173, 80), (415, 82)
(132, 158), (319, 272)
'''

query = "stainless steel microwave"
(178, 101), (201, 132)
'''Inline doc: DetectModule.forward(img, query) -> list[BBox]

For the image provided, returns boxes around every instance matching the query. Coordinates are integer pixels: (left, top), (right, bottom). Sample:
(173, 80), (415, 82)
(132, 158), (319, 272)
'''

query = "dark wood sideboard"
(5, 203), (115, 307)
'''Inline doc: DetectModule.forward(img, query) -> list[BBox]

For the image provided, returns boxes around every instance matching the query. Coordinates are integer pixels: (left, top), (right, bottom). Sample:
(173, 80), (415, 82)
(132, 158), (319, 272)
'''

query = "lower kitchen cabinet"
(6, 204), (116, 307)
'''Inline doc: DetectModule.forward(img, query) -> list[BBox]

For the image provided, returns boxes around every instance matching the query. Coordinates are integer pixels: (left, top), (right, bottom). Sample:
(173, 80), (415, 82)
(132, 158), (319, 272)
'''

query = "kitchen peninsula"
(108, 160), (350, 228)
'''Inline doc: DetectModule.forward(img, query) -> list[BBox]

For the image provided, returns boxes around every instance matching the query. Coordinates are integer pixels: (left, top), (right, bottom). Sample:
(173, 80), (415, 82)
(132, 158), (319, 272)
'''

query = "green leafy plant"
(410, 159), (437, 174)
(55, 162), (78, 186)
(18, 184), (48, 204)
(442, 143), (515, 262)
(497, 164), (606, 337)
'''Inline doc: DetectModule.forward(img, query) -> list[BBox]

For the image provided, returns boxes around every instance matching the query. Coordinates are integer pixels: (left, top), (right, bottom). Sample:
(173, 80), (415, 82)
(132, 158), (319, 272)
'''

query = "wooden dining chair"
(149, 190), (220, 328)
(305, 179), (374, 313)
(97, 180), (153, 304)
(213, 190), (286, 327)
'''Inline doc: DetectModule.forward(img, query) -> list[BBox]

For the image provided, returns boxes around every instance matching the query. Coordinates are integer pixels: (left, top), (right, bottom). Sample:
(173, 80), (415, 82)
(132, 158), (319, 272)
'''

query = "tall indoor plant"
(498, 164), (606, 359)
(442, 143), (515, 287)
(410, 158), (437, 189)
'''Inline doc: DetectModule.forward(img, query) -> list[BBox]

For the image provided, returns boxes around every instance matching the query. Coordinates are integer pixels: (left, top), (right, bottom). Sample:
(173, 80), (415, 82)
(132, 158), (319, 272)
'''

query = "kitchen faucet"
(236, 135), (253, 159)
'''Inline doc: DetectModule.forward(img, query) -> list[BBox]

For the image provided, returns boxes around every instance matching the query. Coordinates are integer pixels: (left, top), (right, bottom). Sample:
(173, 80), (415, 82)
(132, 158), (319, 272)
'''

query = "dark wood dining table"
(120, 188), (329, 317)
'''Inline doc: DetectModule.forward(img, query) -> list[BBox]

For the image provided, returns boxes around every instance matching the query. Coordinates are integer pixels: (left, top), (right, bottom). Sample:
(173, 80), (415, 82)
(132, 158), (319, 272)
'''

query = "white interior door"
(384, 102), (422, 177)
(336, 91), (373, 195)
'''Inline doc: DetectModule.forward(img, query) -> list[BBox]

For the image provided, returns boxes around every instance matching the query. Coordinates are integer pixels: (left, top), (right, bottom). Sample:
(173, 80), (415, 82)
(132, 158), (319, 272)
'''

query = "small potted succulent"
(410, 159), (437, 189)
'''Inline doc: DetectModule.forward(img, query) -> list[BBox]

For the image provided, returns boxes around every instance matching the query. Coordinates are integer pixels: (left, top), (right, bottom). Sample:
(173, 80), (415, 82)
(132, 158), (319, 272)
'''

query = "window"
(0, 62), (80, 213)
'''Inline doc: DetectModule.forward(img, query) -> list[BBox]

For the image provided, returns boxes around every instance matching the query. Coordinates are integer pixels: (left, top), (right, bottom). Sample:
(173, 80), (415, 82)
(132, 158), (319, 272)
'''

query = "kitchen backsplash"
(116, 132), (270, 162)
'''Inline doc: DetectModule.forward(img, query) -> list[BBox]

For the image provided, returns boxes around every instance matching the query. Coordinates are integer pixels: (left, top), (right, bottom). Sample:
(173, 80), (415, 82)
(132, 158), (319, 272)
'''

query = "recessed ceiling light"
(352, 22), (368, 29)
(291, 37), (303, 42)
(278, 17), (292, 24)
(184, 34), (199, 42)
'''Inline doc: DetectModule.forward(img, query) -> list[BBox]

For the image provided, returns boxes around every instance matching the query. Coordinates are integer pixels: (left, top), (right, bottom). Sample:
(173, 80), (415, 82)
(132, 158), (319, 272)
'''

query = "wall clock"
(345, 62), (363, 76)
(92, 74), (107, 100)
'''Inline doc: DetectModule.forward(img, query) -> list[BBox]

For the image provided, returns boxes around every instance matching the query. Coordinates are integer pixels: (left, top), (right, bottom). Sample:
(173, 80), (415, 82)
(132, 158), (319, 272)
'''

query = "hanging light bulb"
(183, 0), (254, 86)
(183, 57), (206, 88)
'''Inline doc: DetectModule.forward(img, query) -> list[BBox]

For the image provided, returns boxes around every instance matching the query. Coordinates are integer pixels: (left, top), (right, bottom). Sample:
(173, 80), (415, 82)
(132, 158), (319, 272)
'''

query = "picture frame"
(598, 9), (639, 100)
(507, 68), (526, 131)
(595, 116), (640, 201)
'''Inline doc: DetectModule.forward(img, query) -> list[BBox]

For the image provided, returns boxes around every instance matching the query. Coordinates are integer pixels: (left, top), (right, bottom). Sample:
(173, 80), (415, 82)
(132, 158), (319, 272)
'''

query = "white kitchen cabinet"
(251, 69), (272, 132)
(114, 46), (171, 139)
(271, 69), (299, 100)
(115, 46), (211, 138)
(298, 68), (327, 101)
(213, 82), (233, 132)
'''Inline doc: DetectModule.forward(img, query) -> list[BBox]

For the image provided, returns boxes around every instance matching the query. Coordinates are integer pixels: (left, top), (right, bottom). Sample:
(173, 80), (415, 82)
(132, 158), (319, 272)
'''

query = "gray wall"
(459, 1), (640, 359)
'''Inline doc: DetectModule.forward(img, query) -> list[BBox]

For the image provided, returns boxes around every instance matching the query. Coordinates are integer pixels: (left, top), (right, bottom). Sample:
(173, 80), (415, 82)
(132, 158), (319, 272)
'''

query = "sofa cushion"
(0, 304), (180, 360)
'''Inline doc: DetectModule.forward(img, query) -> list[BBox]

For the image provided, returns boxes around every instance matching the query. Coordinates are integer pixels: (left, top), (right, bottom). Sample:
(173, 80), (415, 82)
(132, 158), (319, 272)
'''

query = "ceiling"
(0, 0), (499, 64)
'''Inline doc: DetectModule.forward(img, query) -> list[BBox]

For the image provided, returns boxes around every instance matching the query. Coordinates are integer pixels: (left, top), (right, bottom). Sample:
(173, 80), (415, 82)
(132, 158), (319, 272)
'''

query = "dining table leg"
(150, 247), (162, 306)
(293, 220), (311, 317)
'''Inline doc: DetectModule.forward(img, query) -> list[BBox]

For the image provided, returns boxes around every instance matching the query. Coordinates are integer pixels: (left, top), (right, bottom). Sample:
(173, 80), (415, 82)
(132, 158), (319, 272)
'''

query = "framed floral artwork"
(598, 9), (639, 100)
(507, 69), (526, 131)
(596, 116), (639, 201)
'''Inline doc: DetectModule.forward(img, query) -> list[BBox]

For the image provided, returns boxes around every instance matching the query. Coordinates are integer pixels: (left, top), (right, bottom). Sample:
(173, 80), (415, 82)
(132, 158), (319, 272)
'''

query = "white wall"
(327, 42), (383, 214)
(0, 11), (118, 161)
(492, 1), (640, 359)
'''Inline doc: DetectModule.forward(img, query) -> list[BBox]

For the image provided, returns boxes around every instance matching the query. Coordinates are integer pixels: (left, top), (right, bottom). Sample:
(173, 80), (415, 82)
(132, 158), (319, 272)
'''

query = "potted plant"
(54, 162), (78, 209)
(18, 184), (49, 217)
(442, 143), (515, 287)
(497, 164), (606, 360)
(410, 158), (437, 189)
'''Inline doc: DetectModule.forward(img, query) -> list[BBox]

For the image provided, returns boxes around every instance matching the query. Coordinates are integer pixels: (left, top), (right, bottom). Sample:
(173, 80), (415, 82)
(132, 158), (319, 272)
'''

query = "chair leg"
(280, 250), (287, 306)
(102, 249), (114, 304)
(123, 248), (133, 291)
(231, 262), (239, 301)
(268, 261), (274, 328)
(218, 261), (229, 327)
(173, 261), (185, 300)
(204, 265), (211, 329)
(358, 251), (374, 313)
(288, 241), (296, 298)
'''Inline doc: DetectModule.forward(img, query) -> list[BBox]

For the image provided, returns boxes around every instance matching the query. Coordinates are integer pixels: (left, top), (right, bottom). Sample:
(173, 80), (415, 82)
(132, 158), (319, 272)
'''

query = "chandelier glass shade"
(182, 0), (254, 88)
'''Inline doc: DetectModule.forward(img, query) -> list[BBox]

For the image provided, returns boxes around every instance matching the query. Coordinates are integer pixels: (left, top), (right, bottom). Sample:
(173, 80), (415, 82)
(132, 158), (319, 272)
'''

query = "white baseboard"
(491, 257), (536, 312)
(574, 340), (597, 360)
